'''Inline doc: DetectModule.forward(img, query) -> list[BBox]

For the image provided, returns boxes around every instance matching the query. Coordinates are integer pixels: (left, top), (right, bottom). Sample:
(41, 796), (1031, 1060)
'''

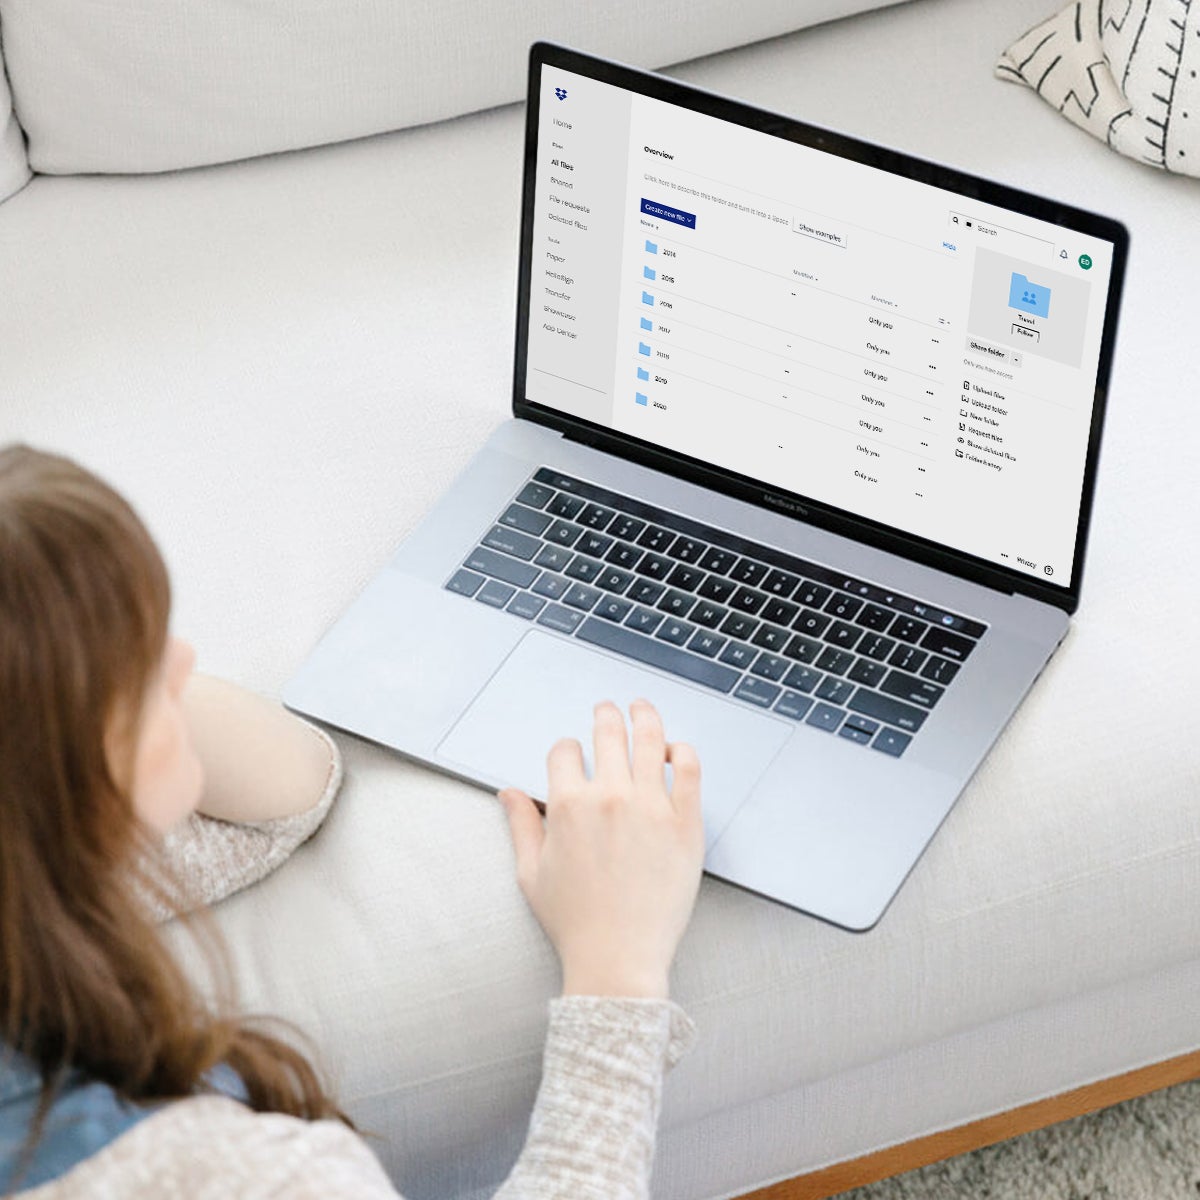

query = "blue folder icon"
(643, 266), (656, 281)
(640, 316), (653, 331)
(637, 366), (650, 380)
(642, 291), (655, 305)
(635, 392), (649, 406)
(1008, 272), (1051, 318)
(645, 240), (658, 254)
(638, 342), (651, 356)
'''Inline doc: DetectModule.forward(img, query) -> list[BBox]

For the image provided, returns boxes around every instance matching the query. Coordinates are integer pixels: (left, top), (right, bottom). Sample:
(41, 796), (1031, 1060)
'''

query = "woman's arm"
(182, 673), (335, 823)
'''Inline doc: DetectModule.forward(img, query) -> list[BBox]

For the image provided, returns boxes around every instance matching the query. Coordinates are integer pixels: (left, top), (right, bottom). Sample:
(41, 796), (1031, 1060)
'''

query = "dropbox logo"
(554, 87), (568, 101)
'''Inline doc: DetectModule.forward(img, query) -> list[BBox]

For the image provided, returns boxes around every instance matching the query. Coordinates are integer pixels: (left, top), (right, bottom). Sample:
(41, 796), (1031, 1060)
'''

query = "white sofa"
(3, 1), (1198, 1197)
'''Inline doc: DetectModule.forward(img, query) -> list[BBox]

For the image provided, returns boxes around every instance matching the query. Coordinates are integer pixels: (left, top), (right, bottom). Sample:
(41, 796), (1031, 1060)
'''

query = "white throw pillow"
(996, 0), (1200, 176)
(0, 40), (30, 202)
(0, 0), (910, 175)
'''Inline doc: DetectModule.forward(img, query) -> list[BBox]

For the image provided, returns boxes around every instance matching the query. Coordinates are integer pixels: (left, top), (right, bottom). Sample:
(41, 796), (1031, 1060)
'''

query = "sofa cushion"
(0, 24), (29, 202)
(996, 0), (1200, 177)
(0, 0), (911, 175)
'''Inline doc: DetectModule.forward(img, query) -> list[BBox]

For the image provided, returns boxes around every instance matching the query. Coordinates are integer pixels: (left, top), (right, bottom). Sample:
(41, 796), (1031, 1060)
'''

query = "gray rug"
(841, 1078), (1200, 1199)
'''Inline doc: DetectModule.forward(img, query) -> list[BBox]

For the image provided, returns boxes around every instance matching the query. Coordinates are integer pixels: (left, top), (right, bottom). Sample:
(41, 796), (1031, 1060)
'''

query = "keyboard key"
(838, 722), (873, 746)
(578, 502), (616, 529)
(730, 559), (769, 586)
(815, 677), (854, 705)
(879, 670), (945, 710)
(794, 609), (832, 637)
(668, 535), (707, 563)
(687, 630), (727, 658)
(608, 514), (646, 541)
(718, 642), (757, 669)
(500, 503), (553, 537)
(750, 653), (789, 682)
(595, 566), (634, 594)
(920, 626), (979, 662)
(628, 578), (666, 605)
(751, 624), (790, 652)
(783, 634), (822, 664)
(547, 493), (584, 519)
(483, 525), (541, 560)
(921, 655), (960, 685)
(734, 676), (781, 708)
(635, 551), (673, 580)
(816, 647), (855, 675)
(889, 615), (929, 644)
(537, 603), (584, 634)
(637, 524), (675, 551)
(565, 555), (603, 583)
(806, 703), (845, 733)
(858, 633), (896, 662)
(534, 543), (572, 571)
(562, 582), (601, 611)
(446, 568), (484, 597)
(848, 689), (929, 733)
(761, 598), (800, 626)
(847, 659), (887, 688)
(844, 714), (879, 737)
(624, 606), (663, 634)
(576, 618), (739, 693)
(824, 620), (863, 650)
(762, 569), (801, 597)
(576, 531), (614, 558)
(698, 546), (739, 574)
(595, 596), (634, 623)
(872, 727), (912, 757)
(545, 519), (584, 547)
(532, 571), (569, 600)
(774, 691), (814, 721)
(824, 592), (864, 620)
(782, 664), (821, 693)
(730, 586), (768, 615)
(477, 579), (516, 608)
(889, 644), (928, 673)
(795, 582), (832, 608)
(465, 546), (540, 589)
(691, 600), (729, 629)
(605, 542), (643, 570)
(507, 592), (546, 620)
(697, 575), (737, 603)
(666, 563), (705, 592)
(856, 602), (895, 631)
(657, 589), (696, 619)
(516, 481), (555, 509)
(656, 618), (696, 646)
(720, 612), (759, 641)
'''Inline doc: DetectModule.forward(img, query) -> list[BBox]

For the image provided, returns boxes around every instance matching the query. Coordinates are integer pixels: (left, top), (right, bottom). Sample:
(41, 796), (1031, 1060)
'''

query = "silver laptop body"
(284, 43), (1128, 930)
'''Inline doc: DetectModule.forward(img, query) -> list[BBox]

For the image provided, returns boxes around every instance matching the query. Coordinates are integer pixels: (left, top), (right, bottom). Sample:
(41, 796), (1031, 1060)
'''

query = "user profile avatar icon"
(554, 87), (568, 101)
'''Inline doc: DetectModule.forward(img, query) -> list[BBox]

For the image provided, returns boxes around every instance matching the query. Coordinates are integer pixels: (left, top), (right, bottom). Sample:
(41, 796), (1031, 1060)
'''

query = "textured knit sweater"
(5, 723), (697, 1198)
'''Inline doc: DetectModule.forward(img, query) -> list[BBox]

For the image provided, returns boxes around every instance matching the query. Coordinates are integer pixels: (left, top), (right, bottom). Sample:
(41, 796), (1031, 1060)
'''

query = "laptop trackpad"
(437, 630), (792, 851)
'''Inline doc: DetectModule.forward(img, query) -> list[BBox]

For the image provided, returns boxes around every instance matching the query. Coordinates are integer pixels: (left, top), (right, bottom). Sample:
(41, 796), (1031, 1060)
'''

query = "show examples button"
(640, 197), (696, 228)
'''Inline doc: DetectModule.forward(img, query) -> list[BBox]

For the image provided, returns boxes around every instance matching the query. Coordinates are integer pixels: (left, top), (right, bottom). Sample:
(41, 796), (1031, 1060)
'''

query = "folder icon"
(635, 393), (649, 406)
(637, 366), (650, 380)
(645, 240), (658, 254)
(643, 266), (656, 281)
(640, 316), (653, 331)
(1008, 272), (1051, 318)
(638, 342), (651, 356)
(642, 291), (654, 305)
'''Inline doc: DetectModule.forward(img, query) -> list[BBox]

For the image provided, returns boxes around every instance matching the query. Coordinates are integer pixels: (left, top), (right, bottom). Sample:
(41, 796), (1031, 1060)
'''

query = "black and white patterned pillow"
(996, 0), (1198, 175)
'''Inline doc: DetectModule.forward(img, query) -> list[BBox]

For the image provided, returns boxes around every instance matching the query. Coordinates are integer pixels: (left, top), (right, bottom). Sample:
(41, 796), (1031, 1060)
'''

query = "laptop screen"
(517, 47), (1126, 600)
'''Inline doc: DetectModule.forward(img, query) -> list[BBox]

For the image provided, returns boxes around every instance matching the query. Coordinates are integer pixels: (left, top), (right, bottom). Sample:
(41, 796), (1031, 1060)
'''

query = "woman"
(0, 443), (705, 1197)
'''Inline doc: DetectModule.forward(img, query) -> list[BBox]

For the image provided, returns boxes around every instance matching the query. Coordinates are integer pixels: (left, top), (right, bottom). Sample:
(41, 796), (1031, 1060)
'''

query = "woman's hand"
(499, 699), (704, 999)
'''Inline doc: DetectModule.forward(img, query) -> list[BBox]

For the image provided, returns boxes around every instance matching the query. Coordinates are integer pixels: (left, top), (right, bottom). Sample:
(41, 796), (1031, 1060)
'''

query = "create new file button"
(640, 197), (696, 228)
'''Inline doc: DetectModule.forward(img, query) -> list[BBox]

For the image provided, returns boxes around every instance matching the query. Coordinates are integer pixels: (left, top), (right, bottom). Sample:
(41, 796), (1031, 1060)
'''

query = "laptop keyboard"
(443, 468), (988, 758)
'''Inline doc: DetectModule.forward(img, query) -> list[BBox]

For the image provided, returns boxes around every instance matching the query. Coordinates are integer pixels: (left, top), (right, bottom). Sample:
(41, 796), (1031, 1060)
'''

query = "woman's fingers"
(546, 734), (586, 799)
(667, 741), (702, 818)
(629, 699), (668, 790)
(498, 787), (545, 899)
(591, 701), (632, 790)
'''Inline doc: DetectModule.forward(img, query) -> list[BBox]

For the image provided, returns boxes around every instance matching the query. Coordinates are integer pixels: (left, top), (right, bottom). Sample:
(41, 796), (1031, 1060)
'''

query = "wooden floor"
(735, 1049), (1200, 1200)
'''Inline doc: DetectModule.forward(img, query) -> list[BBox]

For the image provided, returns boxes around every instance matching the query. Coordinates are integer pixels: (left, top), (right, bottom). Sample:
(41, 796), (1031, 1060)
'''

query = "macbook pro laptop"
(283, 42), (1128, 930)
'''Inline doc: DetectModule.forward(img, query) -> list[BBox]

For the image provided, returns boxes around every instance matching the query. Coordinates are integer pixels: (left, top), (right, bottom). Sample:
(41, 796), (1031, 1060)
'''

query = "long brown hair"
(0, 444), (350, 1188)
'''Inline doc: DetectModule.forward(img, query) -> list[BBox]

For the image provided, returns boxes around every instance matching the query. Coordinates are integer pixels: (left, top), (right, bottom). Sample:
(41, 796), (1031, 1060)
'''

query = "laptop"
(283, 42), (1128, 931)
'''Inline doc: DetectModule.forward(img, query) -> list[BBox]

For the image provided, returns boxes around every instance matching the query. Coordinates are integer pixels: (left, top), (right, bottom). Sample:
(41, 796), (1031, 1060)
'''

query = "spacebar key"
(576, 617), (740, 693)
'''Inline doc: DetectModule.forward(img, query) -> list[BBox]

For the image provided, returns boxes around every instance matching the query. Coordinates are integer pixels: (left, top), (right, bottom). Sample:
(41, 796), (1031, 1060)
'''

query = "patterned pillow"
(996, 0), (1198, 176)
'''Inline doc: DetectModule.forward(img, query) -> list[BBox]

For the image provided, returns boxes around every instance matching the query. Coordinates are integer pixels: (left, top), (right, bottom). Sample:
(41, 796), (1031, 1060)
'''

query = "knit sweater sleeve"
(143, 722), (342, 923)
(16, 998), (697, 1199)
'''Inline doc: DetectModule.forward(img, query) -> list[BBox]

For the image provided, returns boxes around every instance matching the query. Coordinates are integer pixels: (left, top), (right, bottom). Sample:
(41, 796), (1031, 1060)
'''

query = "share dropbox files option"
(527, 67), (1113, 584)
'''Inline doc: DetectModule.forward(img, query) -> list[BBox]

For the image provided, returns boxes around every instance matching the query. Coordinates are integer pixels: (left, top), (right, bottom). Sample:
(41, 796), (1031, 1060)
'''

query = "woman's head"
(0, 444), (346, 1176)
